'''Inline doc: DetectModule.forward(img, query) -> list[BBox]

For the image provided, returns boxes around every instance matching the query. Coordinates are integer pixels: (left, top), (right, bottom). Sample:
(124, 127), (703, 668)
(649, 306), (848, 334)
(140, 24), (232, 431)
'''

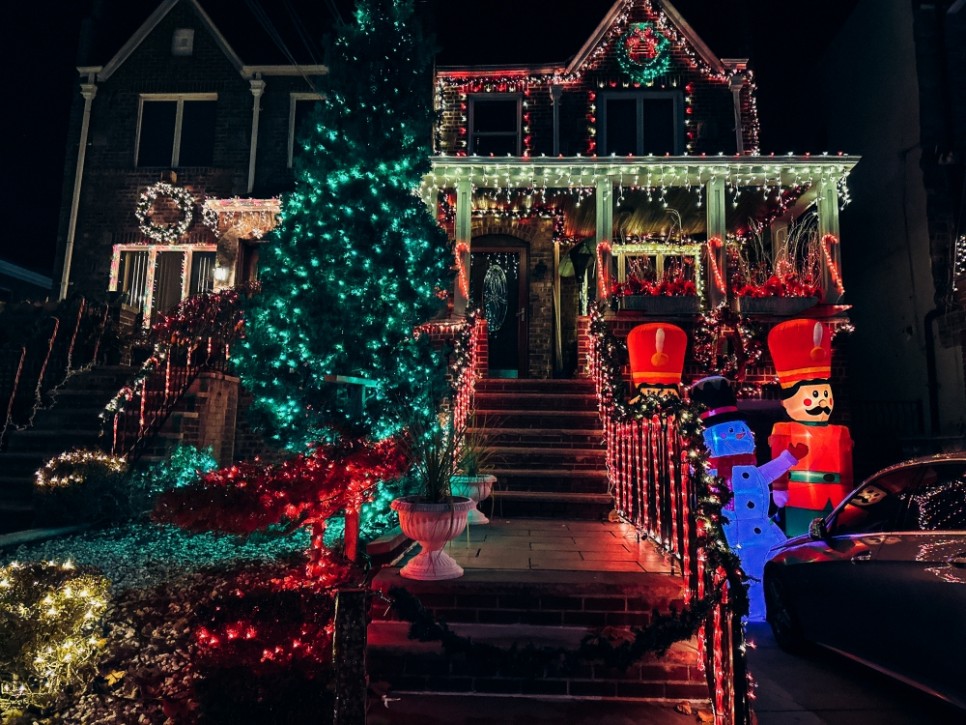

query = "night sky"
(3, 0), (858, 278)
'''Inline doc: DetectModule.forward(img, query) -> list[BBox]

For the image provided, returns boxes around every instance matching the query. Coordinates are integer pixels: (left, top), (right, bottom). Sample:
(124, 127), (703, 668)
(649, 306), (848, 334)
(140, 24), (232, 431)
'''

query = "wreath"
(136, 182), (195, 243)
(617, 22), (672, 85)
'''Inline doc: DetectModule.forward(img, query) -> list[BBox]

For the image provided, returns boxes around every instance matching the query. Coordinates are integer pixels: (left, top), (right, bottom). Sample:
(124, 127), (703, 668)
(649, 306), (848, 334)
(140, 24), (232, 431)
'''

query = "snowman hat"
(690, 375), (742, 426)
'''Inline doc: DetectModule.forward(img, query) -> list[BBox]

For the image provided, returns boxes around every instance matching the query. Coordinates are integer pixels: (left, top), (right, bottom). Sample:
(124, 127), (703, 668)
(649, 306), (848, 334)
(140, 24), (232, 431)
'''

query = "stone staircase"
(471, 378), (612, 519)
(368, 379), (709, 710)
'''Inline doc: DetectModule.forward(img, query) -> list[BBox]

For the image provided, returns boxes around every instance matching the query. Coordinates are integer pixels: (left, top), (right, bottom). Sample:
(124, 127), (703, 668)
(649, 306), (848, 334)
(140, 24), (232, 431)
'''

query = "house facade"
(54, 0), (858, 400)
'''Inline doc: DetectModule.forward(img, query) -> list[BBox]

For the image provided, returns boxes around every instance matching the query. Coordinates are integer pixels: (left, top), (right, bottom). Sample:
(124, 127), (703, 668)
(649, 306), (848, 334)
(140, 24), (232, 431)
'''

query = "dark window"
(903, 464), (966, 531)
(137, 96), (216, 167)
(179, 101), (216, 165)
(602, 93), (681, 156)
(470, 97), (519, 156)
(189, 252), (216, 295)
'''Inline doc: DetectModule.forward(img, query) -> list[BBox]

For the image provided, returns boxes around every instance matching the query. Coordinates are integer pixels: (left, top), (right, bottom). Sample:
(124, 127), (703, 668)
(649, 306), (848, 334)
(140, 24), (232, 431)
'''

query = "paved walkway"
(436, 517), (675, 574)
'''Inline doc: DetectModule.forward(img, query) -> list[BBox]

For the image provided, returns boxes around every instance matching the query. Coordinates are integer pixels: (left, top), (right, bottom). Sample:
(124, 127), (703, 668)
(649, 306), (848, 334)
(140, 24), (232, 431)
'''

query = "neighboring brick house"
(53, 0), (858, 391)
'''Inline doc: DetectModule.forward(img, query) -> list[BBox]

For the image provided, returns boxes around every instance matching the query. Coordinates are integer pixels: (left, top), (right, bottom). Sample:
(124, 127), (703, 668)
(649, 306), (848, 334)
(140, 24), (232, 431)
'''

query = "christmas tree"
(238, 0), (452, 449)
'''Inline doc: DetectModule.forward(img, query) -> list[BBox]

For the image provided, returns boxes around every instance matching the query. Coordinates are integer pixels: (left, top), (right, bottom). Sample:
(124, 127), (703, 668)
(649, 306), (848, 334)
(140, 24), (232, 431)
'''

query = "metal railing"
(104, 284), (252, 463)
(589, 314), (750, 725)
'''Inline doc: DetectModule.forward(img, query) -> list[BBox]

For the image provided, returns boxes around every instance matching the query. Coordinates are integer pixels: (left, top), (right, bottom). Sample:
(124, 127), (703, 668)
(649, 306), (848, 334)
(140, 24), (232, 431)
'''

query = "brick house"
(52, 0), (858, 439)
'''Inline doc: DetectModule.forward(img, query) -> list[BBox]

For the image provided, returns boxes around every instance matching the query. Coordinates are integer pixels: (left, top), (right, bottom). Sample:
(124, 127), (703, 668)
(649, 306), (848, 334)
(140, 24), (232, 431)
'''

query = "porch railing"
(588, 311), (750, 725)
(103, 284), (252, 462)
(1, 298), (111, 450)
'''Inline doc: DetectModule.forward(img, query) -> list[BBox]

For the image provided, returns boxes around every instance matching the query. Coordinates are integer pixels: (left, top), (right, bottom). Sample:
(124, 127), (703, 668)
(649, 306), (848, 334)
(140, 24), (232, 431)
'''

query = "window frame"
(468, 93), (522, 157)
(598, 90), (684, 156)
(288, 92), (324, 168)
(135, 93), (218, 168)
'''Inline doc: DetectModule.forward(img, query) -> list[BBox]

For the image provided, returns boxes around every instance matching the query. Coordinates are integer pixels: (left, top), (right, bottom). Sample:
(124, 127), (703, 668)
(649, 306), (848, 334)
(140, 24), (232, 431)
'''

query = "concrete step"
(476, 379), (595, 395)
(367, 621), (707, 701)
(4, 428), (105, 453)
(487, 447), (605, 470)
(491, 469), (608, 494)
(473, 391), (598, 413)
(473, 409), (601, 430)
(474, 428), (603, 448)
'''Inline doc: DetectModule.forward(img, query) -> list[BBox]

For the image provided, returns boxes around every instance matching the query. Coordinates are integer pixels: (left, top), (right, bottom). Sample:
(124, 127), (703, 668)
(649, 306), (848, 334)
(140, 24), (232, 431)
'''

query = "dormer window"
(172, 28), (195, 56)
(599, 91), (683, 156)
(469, 95), (521, 156)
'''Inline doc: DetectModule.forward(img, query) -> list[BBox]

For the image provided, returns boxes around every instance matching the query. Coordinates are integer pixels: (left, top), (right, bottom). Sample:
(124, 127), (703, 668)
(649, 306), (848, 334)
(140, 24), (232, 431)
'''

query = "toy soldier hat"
(767, 318), (832, 388)
(627, 323), (687, 388)
(690, 375), (741, 424)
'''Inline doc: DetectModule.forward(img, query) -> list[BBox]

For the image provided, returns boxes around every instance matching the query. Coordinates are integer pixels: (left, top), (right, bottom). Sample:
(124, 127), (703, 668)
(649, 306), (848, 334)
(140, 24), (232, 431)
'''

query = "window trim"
(288, 92), (324, 168)
(135, 93), (218, 168)
(598, 90), (683, 156)
(468, 93), (522, 157)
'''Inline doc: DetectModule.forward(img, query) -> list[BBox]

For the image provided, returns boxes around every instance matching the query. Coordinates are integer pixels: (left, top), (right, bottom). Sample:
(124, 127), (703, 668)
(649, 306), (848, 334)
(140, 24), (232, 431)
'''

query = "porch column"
(60, 78), (97, 300)
(247, 78), (266, 194)
(453, 177), (473, 317)
(595, 178), (613, 300)
(705, 175), (728, 309)
(817, 176), (844, 303)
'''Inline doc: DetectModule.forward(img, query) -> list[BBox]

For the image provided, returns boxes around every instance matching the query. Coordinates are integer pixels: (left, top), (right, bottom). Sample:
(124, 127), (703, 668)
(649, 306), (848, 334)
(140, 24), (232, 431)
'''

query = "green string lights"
(236, 0), (453, 448)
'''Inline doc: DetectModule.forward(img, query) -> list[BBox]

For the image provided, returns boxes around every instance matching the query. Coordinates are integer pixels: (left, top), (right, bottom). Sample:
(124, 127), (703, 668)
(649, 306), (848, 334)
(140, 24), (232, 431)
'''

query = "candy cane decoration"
(454, 241), (470, 301)
(820, 234), (845, 296)
(706, 237), (727, 294)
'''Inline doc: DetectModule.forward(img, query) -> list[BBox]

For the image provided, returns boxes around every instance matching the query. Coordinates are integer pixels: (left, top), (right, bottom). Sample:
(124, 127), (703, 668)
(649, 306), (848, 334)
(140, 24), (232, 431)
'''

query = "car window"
(901, 464), (966, 531)
(828, 469), (919, 536)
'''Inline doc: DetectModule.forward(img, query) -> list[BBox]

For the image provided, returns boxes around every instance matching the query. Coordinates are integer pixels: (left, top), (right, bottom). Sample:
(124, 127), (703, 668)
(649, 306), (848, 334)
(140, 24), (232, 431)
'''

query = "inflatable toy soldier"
(626, 323), (687, 400)
(768, 319), (854, 536)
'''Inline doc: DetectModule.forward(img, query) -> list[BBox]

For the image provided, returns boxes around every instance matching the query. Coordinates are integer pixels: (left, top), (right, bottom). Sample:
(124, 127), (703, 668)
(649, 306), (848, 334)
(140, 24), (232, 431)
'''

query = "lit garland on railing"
(588, 306), (752, 724)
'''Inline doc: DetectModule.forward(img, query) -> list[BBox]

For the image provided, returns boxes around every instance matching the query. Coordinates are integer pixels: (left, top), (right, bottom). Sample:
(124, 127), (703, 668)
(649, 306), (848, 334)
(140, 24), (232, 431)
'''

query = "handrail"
(588, 308), (750, 725)
(102, 284), (253, 464)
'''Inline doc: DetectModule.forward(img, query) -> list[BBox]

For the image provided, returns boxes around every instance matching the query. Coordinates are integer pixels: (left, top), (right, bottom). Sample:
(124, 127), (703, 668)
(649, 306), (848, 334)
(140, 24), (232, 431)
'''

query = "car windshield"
(905, 463), (966, 531)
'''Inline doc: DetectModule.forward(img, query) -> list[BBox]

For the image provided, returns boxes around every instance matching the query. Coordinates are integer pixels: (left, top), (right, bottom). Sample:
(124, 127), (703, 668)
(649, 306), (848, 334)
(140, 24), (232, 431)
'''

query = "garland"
(388, 584), (722, 675)
(691, 305), (764, 383)
(135, 182), (195, 243)
(617, 22), (672, 86)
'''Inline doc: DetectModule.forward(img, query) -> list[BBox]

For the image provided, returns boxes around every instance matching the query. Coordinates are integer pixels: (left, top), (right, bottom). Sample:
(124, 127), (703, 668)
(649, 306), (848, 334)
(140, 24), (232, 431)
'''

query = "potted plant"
(450, 426), (497, 525)
(391, 415), (474, 580)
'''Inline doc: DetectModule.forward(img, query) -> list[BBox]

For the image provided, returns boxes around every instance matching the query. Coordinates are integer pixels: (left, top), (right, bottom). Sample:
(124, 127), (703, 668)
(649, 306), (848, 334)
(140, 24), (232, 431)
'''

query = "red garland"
(734, 273), (821, 299)
(609, 276), (697, 298)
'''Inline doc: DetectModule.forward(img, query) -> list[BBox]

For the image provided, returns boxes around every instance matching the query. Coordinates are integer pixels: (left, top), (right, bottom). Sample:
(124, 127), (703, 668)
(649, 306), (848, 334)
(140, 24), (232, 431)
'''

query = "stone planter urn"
(391, 496), (474, 580)
(450, 474), (497, 525)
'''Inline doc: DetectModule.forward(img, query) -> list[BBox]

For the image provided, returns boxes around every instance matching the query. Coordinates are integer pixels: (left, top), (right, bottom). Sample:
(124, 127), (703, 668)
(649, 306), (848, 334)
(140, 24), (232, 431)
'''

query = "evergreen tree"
(238, 0), (451, 448)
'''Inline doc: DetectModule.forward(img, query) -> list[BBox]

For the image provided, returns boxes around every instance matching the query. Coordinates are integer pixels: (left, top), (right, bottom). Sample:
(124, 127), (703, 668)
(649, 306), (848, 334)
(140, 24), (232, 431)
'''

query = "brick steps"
(476, 427), (603, 448)
(473, 409), (601, 430)
(474, 391), (598, 412)
(488, 447), (605, 470)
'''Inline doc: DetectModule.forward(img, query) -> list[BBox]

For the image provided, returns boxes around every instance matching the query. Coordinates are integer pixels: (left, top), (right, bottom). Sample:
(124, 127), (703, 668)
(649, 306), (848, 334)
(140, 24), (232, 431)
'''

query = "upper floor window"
(600, 91), (682, 156)
(136, 94), (217, 168)
(469, 95), (520, 156)
(289, 93), (323, 168)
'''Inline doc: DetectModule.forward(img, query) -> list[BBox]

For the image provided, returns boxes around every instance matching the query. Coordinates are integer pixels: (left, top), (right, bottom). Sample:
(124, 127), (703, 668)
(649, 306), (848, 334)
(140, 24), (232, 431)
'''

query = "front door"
(470, 242), (528, 378)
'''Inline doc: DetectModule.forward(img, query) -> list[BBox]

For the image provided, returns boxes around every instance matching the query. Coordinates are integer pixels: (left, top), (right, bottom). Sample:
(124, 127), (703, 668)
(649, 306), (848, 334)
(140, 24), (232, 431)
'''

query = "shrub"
(0, 561), (110, 713)
(129, 444), (219, 497)
(33, 450), (129, 525)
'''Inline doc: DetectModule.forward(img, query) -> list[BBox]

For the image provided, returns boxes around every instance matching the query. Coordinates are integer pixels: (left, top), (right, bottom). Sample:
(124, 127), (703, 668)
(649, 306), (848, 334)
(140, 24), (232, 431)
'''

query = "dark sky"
(3, 0), (858, 278)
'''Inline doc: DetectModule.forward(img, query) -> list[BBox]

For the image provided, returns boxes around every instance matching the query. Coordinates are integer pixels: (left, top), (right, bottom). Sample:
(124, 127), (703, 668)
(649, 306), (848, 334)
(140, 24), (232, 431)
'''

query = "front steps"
(472, 379), (610, 519)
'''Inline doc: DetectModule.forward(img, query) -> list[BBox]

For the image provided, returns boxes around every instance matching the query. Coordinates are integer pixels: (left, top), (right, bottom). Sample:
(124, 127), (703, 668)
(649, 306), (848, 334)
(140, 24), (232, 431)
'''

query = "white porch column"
(453, 177), (473, 316)
(595, 178), (613, 300)
(247, 78), (266, 194)
(60, 78), (97, 300)
(705, 175), (728, 309)
(817, 175), (844, 303)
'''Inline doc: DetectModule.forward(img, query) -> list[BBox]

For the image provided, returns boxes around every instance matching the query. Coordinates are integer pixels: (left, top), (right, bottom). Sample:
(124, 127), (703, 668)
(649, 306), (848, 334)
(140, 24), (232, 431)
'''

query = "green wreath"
(135, 182), (195, 243)
(617, 22), (672, 85)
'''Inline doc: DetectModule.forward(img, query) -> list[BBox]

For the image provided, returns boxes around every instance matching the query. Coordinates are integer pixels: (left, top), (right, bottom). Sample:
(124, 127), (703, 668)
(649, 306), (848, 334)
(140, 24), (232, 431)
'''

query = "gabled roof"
(566, 0), (726, 76)
(98, 0), (241, 81)
(85, 0), (343, 80)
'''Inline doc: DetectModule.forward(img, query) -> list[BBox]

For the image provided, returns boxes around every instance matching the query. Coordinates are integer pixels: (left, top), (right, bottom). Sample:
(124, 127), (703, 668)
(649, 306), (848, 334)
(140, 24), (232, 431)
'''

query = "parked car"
(764, 454), (966, 710)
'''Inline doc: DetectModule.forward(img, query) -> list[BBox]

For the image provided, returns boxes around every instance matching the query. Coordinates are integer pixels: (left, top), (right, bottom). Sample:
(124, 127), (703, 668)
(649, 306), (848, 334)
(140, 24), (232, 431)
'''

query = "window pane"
(190, 252), (216, 295)
(120, 251), (150, 309)
(179, 100), (216, 166)
(295, 99), (320, 143)
(473, 135), (518, 156)
(138, 101), (176, 167)
(907, 465), (966, 531)
(473, 100), (518, 133)
(642, 97), (676, 155)
(605, 98), (637, 155)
